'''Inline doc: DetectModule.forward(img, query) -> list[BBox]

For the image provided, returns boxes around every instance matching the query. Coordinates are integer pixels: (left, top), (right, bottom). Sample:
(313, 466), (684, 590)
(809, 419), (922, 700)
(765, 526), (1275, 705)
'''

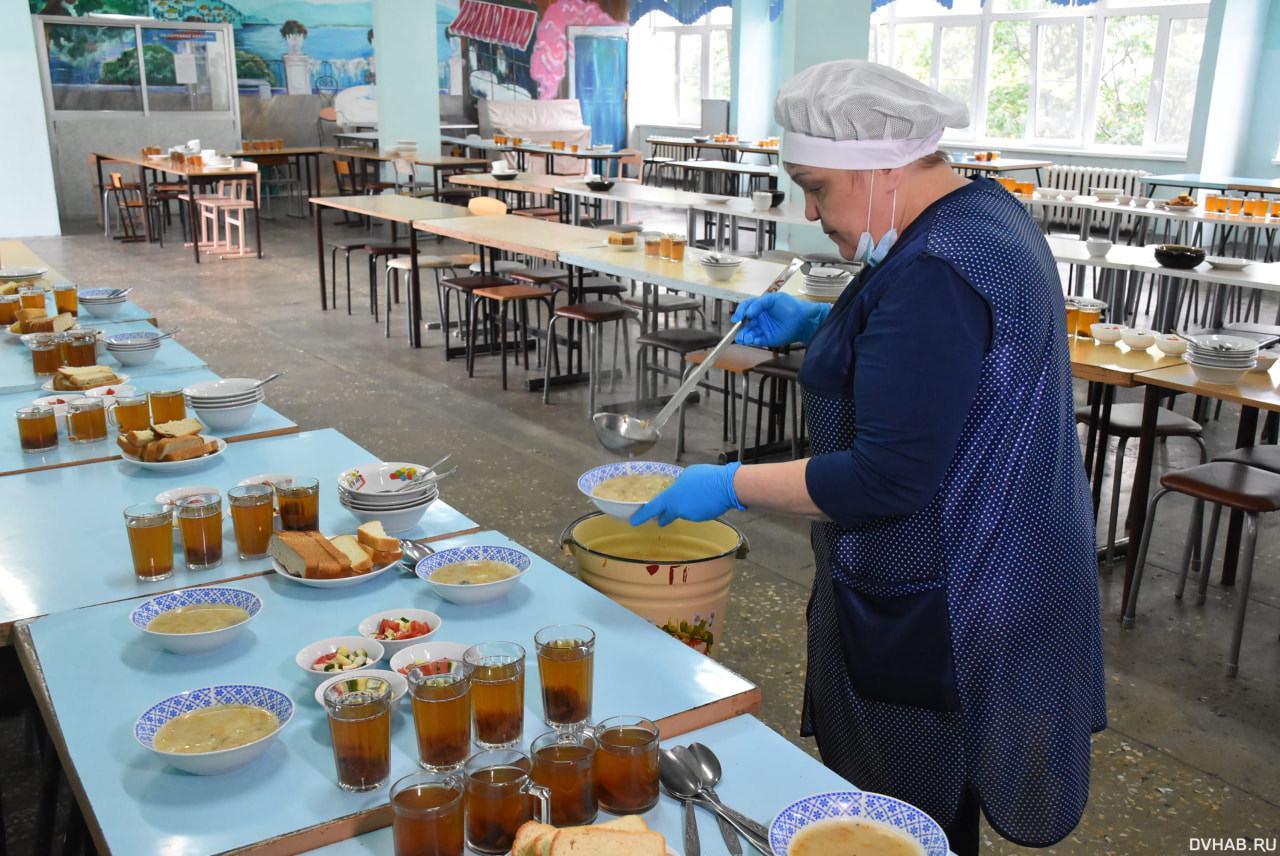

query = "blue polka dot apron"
(798, 179), (1108, 847)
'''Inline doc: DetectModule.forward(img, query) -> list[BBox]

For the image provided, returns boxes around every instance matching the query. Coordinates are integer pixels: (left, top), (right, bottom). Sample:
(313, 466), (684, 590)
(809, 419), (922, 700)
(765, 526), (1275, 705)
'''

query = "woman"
(631, 61), (1106, 855)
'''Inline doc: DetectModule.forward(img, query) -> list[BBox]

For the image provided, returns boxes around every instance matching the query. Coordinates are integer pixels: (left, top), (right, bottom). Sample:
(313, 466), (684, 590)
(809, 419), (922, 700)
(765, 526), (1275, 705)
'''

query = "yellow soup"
(789, 818), (923, 856)
(153, 704), (278, 754)
(593, 473), (676, 502)
(430, 560), (517, 585)
(147, 603), (250, 634)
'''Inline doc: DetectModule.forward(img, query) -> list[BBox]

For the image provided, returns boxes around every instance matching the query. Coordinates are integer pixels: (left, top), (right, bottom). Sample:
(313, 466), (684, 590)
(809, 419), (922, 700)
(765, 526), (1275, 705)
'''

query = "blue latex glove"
(629, 463), (746, 527)
(732, 292), (831, 347)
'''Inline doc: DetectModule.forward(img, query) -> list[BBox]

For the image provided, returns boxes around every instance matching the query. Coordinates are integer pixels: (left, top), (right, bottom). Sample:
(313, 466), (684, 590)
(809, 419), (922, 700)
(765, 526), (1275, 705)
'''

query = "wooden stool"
(543, 302), (636, 416)
(553, 275), (627, 302)
(438, 274), (513, 364)
(682, 344), (776, 462)
(328, 239), (369, 312)
(470, 284), (556, 388)
(384, 254), (476, 339)
(623, 292), (706, 328)
(1127, 461), (1280, 676)
(634, 327), (722, 400)
(1075, 403), (1207, 567)
(751, 350), (806, 461)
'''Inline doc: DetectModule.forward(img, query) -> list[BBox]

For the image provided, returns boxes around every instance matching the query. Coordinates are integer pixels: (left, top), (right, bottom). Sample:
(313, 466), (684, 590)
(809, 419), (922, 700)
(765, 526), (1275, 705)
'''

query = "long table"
(15, 526), (759, 856)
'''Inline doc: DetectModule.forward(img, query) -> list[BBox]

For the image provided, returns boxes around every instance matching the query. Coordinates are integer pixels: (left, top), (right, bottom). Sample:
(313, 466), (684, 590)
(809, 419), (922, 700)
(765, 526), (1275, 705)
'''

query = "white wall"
(1, 9), (60, 237)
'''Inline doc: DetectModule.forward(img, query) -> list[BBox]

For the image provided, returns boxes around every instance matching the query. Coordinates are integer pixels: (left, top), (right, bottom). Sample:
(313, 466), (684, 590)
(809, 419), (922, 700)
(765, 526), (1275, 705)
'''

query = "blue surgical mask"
(851, 171), (898, 268)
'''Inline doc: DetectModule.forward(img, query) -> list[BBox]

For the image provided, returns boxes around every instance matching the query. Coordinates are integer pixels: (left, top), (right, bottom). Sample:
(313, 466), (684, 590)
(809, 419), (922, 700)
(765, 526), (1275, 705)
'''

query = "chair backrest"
(110, 172), (125, 189)
(468, 196), (508, 216)
(393, 158), (416, 178)
(616, 148), (642, 179)
(218, 179), (251, 200)
(334, 159), (352, 175)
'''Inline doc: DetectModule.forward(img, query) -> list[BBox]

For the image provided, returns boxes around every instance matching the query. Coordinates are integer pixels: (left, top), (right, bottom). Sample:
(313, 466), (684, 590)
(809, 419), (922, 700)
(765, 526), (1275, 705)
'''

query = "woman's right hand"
(732, 292), (831, 347)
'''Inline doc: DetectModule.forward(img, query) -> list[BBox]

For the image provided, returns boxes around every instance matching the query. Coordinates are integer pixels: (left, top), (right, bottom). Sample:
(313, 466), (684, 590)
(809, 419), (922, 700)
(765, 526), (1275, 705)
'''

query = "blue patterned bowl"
(129, 587), (262, 656)
(415, 544), (531, 604)
(768, 791), (948, 856)
(134, 684), (293, 776)
(577, 461), (684, 522)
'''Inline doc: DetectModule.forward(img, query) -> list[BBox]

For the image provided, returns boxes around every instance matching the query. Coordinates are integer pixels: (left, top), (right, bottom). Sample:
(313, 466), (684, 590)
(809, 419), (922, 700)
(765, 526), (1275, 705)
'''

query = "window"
(629, 7), (732, 125)
(868, 0), (1208, 155)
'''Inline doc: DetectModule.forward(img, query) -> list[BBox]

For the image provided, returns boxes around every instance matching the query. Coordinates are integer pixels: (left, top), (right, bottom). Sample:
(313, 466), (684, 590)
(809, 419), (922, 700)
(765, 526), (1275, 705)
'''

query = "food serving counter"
(15, 528), (761, 856)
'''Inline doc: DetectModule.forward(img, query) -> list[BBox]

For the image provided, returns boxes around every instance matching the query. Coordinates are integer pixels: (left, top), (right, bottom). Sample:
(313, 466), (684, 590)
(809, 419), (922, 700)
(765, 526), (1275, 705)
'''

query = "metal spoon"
(152, 328), (181, 342)
(593, 256), (810, 456)
(671, 747), (772, 841)
(686, 743), (743, 855)
(398, 538), (435, 570)
(665, 749), (700, 856)
(659, 750), (774, 855)
(251, 370), (286, 390)
(390, 454), (453, 493)
(105, 287), (134, 298)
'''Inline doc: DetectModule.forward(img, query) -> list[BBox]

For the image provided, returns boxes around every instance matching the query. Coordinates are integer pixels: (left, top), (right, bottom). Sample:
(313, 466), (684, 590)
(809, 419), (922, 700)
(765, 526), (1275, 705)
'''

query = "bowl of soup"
(578, 461), (684, 522)
(769, 791), (948, 856)
(129, 587), (261, 656)
(414, 544), (532, 605)
(134, 684), (293, 775)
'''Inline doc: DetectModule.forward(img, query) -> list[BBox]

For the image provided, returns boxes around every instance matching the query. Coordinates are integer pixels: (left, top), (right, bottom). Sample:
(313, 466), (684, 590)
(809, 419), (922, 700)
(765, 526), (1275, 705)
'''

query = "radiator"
(1042, 165), (1151, 234)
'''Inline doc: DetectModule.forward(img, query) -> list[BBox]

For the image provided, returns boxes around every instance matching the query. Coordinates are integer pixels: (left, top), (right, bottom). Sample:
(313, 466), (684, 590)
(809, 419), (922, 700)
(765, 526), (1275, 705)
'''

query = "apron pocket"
(831, 577), (961, 712)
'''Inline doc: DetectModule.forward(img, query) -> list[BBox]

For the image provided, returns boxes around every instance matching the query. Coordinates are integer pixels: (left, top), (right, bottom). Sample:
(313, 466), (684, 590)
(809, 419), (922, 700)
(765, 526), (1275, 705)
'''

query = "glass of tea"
(659, 234), (674, 260)
(148, 389), (187, 424)
(66, 398), (108, 444)
(463, 749), (550, 855)
(464, 641), (526, 750)
(227, 484), (274, 560)
(668, 234), (687, 262)
(1073, 298), (1108, 339)
(176, 492), (223, 570)
(52, 283), (78, 316)
(408, 659), (472, 772)
(123, 502), (174, 582)
(276, 476), (320, 530)
(18, 285), (45, 312)
(530, 729), (598, 827)
(108, 395), (150, 433)
(642, 232), (662, 258)
(391, 771), (465, 856)
(29, 335), (63, 377)
(16, 405), (57, 453)
(534, 624), (594, 730)
(324, 676), (393, 792)
(63, 331), (98, 368)
(0, 294), (20, 326)
(592, 715), (659, 814)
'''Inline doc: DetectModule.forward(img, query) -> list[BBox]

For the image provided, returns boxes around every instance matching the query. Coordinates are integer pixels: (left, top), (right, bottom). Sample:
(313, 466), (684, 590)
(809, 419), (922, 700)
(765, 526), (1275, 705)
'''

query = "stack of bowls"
(183, 377), (264, 431)
(1185, 334), (1257, 385)
(78, 288), (126, 319)
(699, 252), (742, 282)
(800, 266), (854, 299)
(337, 461), (441, 533)
(104, 331), (161, 367)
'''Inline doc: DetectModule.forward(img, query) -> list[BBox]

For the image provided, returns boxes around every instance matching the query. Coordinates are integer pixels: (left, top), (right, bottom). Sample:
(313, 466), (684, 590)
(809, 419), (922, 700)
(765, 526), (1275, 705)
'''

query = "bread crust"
(330, 534), (373, 574)
(357, 520), (399, 553)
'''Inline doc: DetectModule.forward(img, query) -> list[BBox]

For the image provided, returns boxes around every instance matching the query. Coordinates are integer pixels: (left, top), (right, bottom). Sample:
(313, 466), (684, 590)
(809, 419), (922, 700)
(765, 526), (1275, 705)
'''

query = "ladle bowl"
(593, 412), (660, 456)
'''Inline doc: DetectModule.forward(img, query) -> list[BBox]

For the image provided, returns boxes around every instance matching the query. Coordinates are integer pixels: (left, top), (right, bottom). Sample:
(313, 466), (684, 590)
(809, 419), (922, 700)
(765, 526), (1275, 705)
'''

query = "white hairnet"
(775, 60), (970, 170)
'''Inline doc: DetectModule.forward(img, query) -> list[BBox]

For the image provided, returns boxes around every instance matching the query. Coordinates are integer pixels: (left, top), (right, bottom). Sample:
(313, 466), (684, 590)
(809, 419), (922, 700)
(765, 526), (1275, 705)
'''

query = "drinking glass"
(592, 715), (659, 814)
(324, 676), (393, 792)
(16, 405), (57, 453)
(1073, 298), (1108, 339)
(464, 641), (525, 750)
(531, 729), (598, 826)
(18, 286), (44, 312)
(52, 283), (78, 316)
(408, 659), (472, 772)
(642, 232), (662, 258)
(534, 624), (594, 730)
(66, 398), (108, 444)
(668, 235), (687, 262)
(148, 389), (187, 424)
(276, 476), (320, 530)
(63, 331), (98, 368)
(391, 771), (465, 856)
(29, 335), (63, 377)
(109, 395), (150, 433)
(228, 484), (274, 559)
(463, 749), (549, 855)
(1228, 197), (1244, 214)
(177, 492), (223, 570)
(659, 234), (674, 260)
(0, 294), (20, 325)
(124, 502), (174, 582)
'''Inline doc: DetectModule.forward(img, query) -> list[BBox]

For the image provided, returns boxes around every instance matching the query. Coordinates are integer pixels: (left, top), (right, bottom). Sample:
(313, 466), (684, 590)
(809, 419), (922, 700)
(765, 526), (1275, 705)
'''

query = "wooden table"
(15, 525), (758, 856)
(645, 136), (780, 160)
(309, 195), (471, 346)
(947, 156), (1053, 182)
(230, 147), (326, 216)
(324, 149), (489, 199)
(688, 197), (811, 251)
(93, 154), (263, 264)
(670, 160), (778, 196)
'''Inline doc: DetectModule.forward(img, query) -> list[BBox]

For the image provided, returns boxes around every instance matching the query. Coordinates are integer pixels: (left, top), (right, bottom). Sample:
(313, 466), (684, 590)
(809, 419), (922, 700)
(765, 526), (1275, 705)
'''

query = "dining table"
(947, 155), (1054, 183)
(229, 146), (326, 216)
(325, 148), (490, 198)
(669, 160), (778, 197)
(13, 523), (760, 856)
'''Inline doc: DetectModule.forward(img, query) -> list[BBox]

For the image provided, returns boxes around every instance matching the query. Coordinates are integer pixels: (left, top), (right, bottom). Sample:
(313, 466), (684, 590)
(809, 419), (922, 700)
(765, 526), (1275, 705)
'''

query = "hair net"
(775, 60), (970, 170)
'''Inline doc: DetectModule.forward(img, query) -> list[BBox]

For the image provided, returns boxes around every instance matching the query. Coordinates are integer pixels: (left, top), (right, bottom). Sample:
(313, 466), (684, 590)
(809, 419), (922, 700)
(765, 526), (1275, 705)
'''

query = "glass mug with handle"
(530, 729), (598, 826)
(463, 749), (550, 855)
(391, 770), (465, 856)
(592, 715), (660, 814)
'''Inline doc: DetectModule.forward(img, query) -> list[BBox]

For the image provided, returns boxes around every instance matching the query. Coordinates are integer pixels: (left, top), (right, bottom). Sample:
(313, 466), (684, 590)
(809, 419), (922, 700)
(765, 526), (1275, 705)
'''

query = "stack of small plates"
(183, 377), (266, 431)
(800, 266), (855, 299)
(0, 267), (47, 284)
(104, 331), (161, 366)
(699, 252), (742, 282)
(1185, 334), (1257, 385)
(78, 288), (127, 319)
(337, 461), (442, 532)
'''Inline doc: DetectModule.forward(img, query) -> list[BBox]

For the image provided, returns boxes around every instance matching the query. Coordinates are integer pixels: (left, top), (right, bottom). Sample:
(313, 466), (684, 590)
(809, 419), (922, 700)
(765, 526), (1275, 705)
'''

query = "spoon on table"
(659, 749), (774, 855)
(673, 747), (772, 841)
(251, 370), (286, 390)
(105, 287), (134, 298)
(667, 748), (701, 856)
(398, 538), (435, 570)
(686, 743), (743, 855)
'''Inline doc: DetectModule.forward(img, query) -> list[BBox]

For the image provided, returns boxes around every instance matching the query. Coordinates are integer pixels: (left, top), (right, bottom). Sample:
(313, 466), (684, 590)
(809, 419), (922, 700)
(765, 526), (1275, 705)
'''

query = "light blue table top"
(1, 320), (208, 395)
(79, 303), (157, 326)
(0, 369), (298, 476)
(0, 429), (477, 633)
(25, 528), (756, 856)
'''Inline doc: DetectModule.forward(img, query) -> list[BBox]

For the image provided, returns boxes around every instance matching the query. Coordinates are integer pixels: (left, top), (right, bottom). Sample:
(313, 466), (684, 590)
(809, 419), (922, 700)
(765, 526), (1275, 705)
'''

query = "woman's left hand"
(630, 463), (746, 526)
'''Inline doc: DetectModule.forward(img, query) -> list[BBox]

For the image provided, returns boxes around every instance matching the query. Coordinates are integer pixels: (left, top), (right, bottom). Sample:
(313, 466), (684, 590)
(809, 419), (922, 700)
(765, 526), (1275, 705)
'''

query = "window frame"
(869, 0), (1209, 157)
(631, 8), (733, 126)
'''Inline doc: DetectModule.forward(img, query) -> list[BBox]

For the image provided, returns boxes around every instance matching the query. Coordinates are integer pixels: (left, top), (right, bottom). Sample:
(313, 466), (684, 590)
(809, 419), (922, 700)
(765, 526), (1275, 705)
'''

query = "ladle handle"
(645, 318), (745, 435)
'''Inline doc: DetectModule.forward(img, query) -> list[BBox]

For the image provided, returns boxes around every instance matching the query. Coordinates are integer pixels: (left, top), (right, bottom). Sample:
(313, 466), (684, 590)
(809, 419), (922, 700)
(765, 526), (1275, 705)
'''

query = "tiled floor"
(3, 203), (1278, 855)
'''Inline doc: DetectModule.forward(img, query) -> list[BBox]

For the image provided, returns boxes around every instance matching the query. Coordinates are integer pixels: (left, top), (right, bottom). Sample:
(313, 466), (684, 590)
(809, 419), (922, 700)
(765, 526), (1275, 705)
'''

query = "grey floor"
(3, 203), (1278, 855)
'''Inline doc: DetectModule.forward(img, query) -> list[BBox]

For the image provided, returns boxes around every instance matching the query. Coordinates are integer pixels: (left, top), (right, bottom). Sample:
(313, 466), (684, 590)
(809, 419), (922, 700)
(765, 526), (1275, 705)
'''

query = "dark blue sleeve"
(805, 257), (992, 527)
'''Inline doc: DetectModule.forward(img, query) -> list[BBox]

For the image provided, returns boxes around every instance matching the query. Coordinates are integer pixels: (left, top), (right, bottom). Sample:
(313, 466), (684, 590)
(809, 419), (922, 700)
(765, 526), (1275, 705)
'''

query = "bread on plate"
(514, 817), (663, 856)
(269, 531), (380, 580)
(52, 365), (120, 391)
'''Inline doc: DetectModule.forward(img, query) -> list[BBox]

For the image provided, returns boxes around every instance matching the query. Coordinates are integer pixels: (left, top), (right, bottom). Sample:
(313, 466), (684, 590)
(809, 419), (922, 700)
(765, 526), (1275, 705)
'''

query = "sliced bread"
(153, 417), (204, 438)
(330, 534), (373, 574)
(357, 520), (399, 553)
(513, 821), (554, 856)
(547, 827), (665, 856)
(162, 438), (217, 463)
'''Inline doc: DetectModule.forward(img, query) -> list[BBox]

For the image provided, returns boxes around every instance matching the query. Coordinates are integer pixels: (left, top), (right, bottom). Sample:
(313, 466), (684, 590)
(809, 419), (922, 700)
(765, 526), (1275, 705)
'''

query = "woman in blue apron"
(631, 61), (1106, 856)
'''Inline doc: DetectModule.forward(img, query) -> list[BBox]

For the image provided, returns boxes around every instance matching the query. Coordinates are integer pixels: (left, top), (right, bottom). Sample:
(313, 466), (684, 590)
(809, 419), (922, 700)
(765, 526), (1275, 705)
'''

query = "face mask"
(851, 171), (898, 268)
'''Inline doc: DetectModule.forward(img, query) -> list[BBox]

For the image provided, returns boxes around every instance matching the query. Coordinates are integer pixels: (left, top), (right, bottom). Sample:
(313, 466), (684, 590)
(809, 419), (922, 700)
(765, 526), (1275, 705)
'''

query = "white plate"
(42, 373), (130, 392)
(0, 267), (48, 281)
(271, 554), (400, 588)
(1205, 256), (1252, 271)
(120, 436), (226, 471)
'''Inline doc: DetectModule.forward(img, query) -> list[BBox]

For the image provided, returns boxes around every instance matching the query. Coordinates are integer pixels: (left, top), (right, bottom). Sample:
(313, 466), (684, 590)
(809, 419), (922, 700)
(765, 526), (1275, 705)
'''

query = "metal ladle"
(593, 257), (810, 456)
(659, 749), (774, 855)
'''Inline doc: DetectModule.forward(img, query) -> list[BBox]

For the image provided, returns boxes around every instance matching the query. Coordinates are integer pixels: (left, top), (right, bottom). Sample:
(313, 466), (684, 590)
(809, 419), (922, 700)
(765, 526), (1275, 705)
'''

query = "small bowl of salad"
(314, 669), (409, 711)
(357, 609), (442, 657)
(295, 635), (385, 683)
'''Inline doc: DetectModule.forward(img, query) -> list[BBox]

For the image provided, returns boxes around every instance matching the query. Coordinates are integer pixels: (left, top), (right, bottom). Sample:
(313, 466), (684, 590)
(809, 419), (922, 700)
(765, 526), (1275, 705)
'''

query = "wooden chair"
(332, 160), (363, 225)
(465, 197), (528, 275)
(196, 178), (255, 258)
(106, 172), (156, 244)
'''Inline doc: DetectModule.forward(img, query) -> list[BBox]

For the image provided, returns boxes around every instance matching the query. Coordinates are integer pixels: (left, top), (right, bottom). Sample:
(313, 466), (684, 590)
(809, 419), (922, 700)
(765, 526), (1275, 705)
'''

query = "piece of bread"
(598, 818), (652, 834)
(306, 531), (354, 578)
(547, 827), (665, 856)
(123, 428), (155, 447)
(144, 435), (203, 462)
(117, 435), (148, 457)
(52, 365), (118, 391)
(15, 308), (47, 325)
(330, 534), (373, 574)
(514, 822), (554, 856)
(269, 531), (327, 578)
(27, 312), (75, 334)
(370, 548), (403, 564)
(357, 520), (399, 553)
(153, 417), (203, 439)
(161, 438), (216, 463)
